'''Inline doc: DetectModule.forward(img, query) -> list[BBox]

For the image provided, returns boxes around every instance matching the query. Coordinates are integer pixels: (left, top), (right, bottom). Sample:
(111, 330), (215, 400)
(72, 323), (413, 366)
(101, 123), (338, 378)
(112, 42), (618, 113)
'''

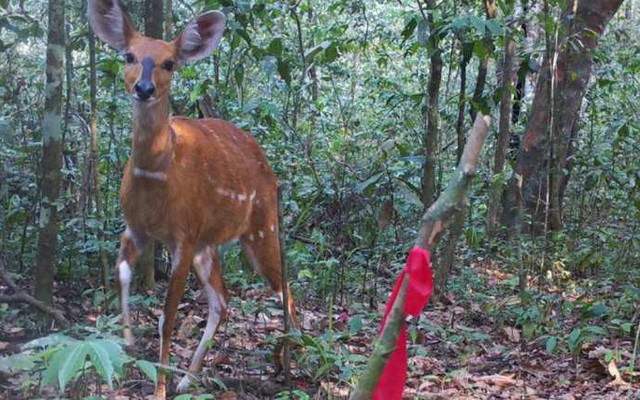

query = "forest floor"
(0, 259), (639, 399)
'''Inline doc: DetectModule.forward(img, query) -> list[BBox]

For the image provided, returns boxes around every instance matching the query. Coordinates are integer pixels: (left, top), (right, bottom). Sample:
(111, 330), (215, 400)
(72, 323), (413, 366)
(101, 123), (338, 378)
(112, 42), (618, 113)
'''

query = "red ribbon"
(372, 246), (433, 400)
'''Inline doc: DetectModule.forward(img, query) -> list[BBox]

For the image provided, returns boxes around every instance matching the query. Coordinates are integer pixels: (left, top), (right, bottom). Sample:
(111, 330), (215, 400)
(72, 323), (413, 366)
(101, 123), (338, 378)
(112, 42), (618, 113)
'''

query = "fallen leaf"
(503, 327), (520, 342)
(474, 374), (517, 388)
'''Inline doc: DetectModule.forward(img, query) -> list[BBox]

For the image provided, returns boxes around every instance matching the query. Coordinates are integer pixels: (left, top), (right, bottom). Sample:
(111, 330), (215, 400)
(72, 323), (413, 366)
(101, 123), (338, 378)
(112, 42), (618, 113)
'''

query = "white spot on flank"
(258, 230), (265, 239)
(216, 188), (228, 196)
(270, 225), (275, 232)
(250, 190), (256, 201)
(238, 194), (247, 202)
(249, 234), (254, 242)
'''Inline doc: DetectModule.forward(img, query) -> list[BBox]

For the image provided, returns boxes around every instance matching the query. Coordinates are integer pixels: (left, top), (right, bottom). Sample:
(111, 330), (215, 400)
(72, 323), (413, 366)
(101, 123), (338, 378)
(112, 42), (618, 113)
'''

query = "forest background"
(0, 0), (639, 398)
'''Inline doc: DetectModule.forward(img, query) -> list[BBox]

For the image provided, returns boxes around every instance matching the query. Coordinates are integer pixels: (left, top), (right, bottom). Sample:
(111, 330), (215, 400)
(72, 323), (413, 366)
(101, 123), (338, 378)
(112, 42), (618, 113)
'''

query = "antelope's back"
(167, 117), (278, 241)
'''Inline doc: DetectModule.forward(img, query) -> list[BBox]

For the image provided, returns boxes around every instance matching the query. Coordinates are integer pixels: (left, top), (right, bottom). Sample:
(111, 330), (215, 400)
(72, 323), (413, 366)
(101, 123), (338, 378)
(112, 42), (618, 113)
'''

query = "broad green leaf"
(58, 343), (89, 391)
(22, 334), (75, 350)
(87, 342), (115, 388)
(0, 353), (36, 373)
(135, 359), (158, 385)
(94, 340), (125, 374)
(348, 316), (363, 334)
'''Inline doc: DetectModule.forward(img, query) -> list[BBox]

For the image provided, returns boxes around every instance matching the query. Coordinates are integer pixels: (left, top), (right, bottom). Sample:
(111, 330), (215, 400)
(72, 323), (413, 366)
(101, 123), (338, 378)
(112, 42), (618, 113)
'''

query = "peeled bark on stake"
(350, 114), (490, 399)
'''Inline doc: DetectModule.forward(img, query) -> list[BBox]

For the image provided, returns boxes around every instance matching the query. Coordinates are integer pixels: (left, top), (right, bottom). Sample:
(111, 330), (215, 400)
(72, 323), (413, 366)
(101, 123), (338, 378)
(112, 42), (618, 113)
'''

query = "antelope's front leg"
(155, 242), (193, 400)
(116, 228), (147, 345)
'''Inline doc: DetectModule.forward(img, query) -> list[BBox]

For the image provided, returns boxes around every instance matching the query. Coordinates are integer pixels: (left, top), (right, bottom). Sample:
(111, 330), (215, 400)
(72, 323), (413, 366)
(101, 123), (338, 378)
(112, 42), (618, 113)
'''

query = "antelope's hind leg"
(240, 225), (299, 329)
(176, 245), (229, 393)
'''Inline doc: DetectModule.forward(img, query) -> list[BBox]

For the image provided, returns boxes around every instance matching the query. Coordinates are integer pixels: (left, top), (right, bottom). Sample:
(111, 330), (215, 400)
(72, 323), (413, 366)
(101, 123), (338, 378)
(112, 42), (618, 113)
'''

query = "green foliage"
(0, 318), (159, 395)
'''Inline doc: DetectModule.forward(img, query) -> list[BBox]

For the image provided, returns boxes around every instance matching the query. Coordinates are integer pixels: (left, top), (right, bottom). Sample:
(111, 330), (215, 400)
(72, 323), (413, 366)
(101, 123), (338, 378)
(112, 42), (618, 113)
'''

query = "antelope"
(87, 0), (298, 397)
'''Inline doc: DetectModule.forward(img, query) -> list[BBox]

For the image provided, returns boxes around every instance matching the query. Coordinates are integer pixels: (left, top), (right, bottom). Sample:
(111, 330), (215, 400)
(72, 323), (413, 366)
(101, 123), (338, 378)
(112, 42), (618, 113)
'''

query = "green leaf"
(546, 336), (558, 354)
(22, 333), (75, 350)
(401, 17), (418, 43)
(135, 359), (158, 385)
(304, 40), (330, 61)
(42, 343), (89, 391)
(87, 342), (115, 388)
(581, 303), (611, 319)
(266, 37), (283, 56)
(58, 343), (89, 391)
(94, 339), (125, 374)
(324, 44), (338, 63)
(0, 353), (36, 373)
(348, 316), (363, 334)
(276, 58), (291, 85)
(568, 328), (582, 354)
(354, 172), (383, 194)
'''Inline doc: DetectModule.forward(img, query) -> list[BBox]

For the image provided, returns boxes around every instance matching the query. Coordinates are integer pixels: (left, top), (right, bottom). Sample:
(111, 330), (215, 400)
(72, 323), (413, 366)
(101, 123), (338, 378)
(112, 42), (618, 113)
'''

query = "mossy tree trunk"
(34, 0), (65, 316)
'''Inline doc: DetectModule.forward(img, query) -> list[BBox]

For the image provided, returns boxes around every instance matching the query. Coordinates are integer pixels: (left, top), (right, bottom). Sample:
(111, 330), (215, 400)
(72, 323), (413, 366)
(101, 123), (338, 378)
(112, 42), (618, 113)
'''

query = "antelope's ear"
(175, 11), (226, 64)
(87, 0), (138, 51)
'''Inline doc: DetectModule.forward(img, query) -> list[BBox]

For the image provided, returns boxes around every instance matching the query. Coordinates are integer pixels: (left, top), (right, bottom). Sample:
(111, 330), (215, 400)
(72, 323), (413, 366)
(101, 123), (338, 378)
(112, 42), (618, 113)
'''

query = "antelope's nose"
(134, 80), (155, 101)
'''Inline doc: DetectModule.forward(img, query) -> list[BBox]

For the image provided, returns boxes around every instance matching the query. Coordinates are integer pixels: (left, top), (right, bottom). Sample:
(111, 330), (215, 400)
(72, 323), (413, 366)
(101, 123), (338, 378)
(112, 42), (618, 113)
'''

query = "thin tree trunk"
(88, 30), (110, 292)
(438, 44), (471, 299)
(164, 0), (172, 40)
(34, 0), (65, 314)
(420, 0), (443, 208)
(469, 0), (497, 122)
(486, 23), (516, 236)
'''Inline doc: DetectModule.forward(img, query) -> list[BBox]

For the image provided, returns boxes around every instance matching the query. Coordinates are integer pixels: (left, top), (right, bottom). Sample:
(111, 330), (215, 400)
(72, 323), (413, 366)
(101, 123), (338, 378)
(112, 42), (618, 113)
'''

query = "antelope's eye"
(162, 60), (175, 71)
(124, 53), (136, 64)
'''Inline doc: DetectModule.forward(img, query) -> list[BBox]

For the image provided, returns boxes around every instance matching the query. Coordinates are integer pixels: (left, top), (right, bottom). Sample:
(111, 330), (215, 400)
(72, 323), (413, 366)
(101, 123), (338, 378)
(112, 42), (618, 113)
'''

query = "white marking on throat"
(133, 167), (167, 181)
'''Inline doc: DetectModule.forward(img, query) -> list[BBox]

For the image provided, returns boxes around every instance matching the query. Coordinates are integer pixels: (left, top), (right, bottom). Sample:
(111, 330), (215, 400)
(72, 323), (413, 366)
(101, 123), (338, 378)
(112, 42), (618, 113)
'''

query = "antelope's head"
(88, 0), (225, 103)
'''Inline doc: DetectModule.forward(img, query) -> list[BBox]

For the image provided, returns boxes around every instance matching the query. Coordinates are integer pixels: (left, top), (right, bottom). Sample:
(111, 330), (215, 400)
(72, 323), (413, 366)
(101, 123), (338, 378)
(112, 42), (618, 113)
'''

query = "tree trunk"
(34, 0), (65, 313)
(469, 0), (497, 122)
(164, 0), (172, 40)
(438, 44), (471, 299)
(502, 0), (624, 232)
(144, 0), (164, 39)
(486, 24), (516, 236)
(89, 30), (110, 293)
(420, 0), (443, 208)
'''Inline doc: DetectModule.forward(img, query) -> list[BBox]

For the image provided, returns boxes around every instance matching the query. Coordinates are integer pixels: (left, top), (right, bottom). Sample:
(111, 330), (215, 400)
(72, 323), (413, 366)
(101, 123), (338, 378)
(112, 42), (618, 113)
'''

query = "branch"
(416, 113), (491, 251)
(0, 258), (70, 327)
(349, 113), (491, 399)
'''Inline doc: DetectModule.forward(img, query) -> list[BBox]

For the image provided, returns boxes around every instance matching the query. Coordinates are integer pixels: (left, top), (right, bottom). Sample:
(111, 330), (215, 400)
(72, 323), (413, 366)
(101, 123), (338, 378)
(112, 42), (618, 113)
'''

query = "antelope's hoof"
(176, 374), (194, 393)
(123, 329), (135, 347)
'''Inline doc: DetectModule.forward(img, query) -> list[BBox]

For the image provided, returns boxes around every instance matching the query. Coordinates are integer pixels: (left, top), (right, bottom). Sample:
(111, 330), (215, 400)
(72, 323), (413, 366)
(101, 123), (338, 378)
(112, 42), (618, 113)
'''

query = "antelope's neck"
(131, 97), (173, 171)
